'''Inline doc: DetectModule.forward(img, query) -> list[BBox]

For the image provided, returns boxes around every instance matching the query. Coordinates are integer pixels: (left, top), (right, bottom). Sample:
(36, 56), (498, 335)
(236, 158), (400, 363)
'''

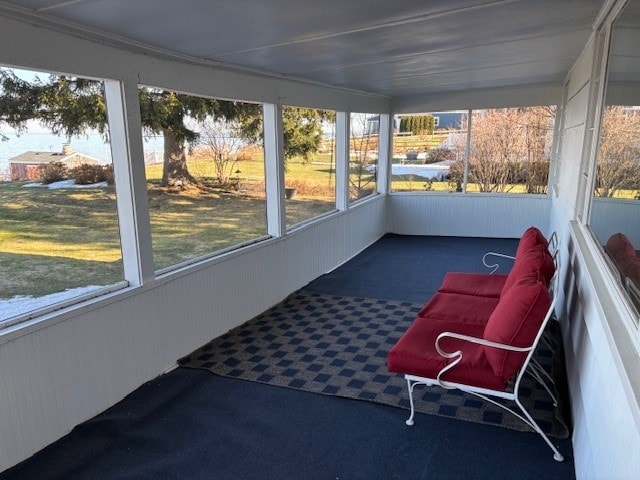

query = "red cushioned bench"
(387, 227), (564, 462)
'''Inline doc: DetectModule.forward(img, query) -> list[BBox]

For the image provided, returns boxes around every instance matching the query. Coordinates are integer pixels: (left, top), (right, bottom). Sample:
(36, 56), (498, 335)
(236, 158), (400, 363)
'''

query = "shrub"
(103, 164), (115, 185)
(39, 162), (68, 184)
(70, 164), (106, 185)
(426, 148), (455, 164)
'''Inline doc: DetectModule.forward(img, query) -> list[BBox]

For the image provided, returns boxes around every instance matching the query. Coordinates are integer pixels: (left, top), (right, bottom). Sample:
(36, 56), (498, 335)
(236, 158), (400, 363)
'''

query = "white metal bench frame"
(403, 243), (564, 462)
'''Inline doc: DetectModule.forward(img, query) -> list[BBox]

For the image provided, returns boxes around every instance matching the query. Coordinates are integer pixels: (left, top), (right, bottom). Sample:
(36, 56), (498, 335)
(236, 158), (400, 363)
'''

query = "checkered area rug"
(179, 290), (569, 438)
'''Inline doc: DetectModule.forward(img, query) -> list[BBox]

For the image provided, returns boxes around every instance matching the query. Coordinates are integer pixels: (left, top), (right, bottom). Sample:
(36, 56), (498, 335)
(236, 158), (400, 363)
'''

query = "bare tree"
(198, 118), (245, 187)
(521, 106), (555, 193)
(450, 107), (554, 193)
(349, 113), (377, 200)
(468, 109), (522, 192)
(595, 106), (640, 198)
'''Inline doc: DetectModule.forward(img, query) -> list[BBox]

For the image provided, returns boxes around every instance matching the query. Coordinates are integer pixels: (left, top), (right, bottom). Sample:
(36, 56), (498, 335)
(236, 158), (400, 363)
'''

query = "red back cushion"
(605, 233), (640, 285)
(515, 227), (548, 258)
(605, 233), (636, 261)
(501, 245), (555, 296)
(484, 274), (551, 381)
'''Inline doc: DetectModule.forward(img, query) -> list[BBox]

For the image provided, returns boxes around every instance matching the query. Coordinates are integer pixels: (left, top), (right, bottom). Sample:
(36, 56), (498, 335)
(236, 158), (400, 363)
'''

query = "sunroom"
(0, 1), (638, 479)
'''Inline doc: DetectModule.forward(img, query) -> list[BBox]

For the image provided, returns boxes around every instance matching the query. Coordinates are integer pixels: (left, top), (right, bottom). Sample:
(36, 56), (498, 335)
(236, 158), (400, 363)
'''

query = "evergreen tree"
(0, 68), (327, 186)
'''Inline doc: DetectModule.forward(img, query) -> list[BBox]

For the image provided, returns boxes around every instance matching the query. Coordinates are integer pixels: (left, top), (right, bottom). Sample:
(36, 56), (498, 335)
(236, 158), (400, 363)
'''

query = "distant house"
(9, 144), (101, 181)
(366, 111), (467, 135)
(430, 111), (467, 131)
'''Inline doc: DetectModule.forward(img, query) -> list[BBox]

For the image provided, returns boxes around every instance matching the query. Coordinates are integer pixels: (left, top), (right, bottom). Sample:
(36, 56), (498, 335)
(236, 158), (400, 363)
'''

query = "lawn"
(0, 156), (341, 300)
(391, 176), (546, 193)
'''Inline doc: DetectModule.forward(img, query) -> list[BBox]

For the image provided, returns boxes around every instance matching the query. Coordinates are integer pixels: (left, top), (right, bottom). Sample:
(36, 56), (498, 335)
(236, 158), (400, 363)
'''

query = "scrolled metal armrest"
(436, 331), (533, 354)
(482, 252), (516, 274)
(434, 331), (533, 388)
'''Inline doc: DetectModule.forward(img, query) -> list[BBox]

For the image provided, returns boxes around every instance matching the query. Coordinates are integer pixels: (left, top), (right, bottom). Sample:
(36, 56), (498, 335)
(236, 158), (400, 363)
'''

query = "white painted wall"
(549, 27), (640, 480)
(387, 193), (551, 238)
(0, 197), (387, 470)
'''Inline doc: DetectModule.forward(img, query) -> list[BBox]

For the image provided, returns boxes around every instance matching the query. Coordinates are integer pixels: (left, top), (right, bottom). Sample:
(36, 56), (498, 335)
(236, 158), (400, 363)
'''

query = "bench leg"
(514, 395), (564, 462)
(405, 377), (416, 426)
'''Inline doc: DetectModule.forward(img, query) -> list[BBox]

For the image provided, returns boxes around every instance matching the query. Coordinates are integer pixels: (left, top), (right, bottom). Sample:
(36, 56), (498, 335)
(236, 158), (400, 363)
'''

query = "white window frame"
(579, 0), (640, 340)
(390, 108), (557, 195)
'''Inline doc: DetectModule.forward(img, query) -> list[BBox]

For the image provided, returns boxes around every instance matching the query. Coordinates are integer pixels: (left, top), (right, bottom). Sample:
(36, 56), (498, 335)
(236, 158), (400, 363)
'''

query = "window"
(138, 86), (267, 272)
(349, 112), (379, 202)
(0, 66), (124, 324)
(586, 0), (640, 324)
(391, 112), (466, 192)
(391, 109), (556, 193)
(462, 107), (555, 194)
(282, 106), (336, 228)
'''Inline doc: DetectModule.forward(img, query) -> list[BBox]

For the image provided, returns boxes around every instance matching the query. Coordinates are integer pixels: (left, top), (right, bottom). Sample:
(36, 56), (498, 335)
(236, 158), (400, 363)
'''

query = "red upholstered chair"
(387, 245), (564, 462)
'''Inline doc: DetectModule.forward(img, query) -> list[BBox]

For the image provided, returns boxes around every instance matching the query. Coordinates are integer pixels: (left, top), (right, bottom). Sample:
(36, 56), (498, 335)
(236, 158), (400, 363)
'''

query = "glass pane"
(391, 112), (466, 192)
(283, 106), (336, 228)
(464, 107), (555, 194)
(0, 67), (123, 323)
(139, 86), (267, 271)
(349, 113), (379, 202)
(588, 0), (640, 315)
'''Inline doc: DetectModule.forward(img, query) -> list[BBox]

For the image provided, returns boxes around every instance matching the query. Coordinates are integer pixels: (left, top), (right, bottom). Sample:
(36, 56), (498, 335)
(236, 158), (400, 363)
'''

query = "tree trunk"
(161, 128), (197, 187)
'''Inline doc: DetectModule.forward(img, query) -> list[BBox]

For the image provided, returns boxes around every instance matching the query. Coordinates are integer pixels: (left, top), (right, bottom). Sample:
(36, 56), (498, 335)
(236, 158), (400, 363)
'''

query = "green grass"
(0, 156), (345, 299)
(11, 150), (565, 300)
(392, 133), (449, 152)
(0, 182), (123, 297)
(390, 176), (545, 194)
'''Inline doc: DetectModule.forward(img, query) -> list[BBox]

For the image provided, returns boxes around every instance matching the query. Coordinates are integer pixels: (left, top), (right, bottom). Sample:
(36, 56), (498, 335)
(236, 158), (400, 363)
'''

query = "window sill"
(0, 281), (131, 345)
(389, 190), (551, 199)
(570, 221), (640, 425)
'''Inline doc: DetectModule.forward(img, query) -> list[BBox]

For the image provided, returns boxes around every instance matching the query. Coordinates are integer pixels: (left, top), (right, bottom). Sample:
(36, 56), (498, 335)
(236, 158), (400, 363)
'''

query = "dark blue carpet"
(1, 234), (575, 479)
(306, 234), (519, 303)
(2, 368), (574, 480)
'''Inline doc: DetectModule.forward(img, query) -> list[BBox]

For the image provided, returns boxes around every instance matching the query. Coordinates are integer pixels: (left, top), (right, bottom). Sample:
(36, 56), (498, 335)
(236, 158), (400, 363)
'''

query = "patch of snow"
(387, 161), (451, 180)
(1, 285), (103, 321)
(23, 180), (107, 189)
(47, 179), (78, 189)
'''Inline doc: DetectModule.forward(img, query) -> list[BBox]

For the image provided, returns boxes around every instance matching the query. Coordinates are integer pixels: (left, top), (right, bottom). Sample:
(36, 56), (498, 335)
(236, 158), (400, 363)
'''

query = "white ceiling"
(0, 0), (606, 98)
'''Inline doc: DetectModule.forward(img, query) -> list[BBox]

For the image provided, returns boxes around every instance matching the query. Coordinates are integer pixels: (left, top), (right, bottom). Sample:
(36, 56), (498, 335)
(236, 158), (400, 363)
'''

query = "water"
(0, 131), (164, 178)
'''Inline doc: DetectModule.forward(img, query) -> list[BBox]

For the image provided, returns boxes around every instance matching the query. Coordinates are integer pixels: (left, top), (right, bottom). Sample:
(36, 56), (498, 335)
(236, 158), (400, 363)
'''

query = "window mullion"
(263, 103), (286, 237)
(335, 112), (350, 210)
(462, 109), (472, 193)
(104, 79), (154, 286)
(377, 113), (392, 195)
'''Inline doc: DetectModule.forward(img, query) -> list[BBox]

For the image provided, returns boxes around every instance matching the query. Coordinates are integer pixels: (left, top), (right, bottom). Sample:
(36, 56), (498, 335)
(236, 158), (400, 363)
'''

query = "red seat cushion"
(438, 272), (507, 298)
(611, 249), (640, 285)
(501, 245), (555, 296)
(416, 291), (498, 326)
(483, 273), (551, 382)
(387, 317), (507, 390)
